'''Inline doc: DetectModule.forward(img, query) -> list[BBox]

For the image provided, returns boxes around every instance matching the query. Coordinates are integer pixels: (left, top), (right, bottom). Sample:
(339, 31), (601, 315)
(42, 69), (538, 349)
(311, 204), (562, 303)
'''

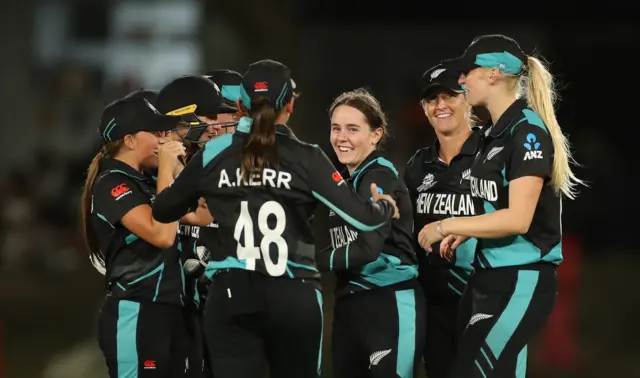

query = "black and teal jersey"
(151, 117), (396, 283)
(91, 158), (185, 306)
(317, 152), (418, 297)
(404, 128), (483, 297)
(404, 128), (483, 273)
(469, 99), (562, 269)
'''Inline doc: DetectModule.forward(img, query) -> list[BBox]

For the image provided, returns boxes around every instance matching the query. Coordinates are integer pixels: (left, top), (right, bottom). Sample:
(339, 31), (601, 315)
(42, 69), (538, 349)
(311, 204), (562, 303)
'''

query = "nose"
(435, 96), (447, 109)
(458, 73), (466, 86)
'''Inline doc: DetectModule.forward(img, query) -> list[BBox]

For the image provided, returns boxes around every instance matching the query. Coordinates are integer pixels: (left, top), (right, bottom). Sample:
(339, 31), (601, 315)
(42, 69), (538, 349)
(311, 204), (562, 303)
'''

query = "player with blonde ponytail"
(416, 34), (584, 378)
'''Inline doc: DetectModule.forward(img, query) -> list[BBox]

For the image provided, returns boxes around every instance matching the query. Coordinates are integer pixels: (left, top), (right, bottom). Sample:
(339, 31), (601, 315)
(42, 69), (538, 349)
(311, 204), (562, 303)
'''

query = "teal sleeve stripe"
(376, 157), (399, 177)
(329, 249), (335, 271)
(311, 191), (387, 232)
(202, 134), (234, 167)
(117, 300), (140, 378)
(475, 360), (488, 378)
(395, 289), (416, 378)
(485, 271), (539, 358)
(315, 289), (324, 376)
(480, 347), (494, 369)
(449, 269), (468, 285)
(128, 263), (163, 286)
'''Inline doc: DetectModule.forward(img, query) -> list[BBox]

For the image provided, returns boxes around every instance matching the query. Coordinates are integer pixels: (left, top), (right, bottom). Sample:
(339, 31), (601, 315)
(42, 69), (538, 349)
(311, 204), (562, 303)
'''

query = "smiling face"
(421, 89), (471, 136)
(330, 105), (382, 171)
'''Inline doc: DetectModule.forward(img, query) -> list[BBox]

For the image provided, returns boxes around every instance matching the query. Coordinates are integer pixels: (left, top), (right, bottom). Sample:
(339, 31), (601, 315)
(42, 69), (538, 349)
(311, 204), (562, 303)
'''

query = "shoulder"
(93, 170), (141, 202)
(406, 147), (431, 168)
(511, 107), (549, 136)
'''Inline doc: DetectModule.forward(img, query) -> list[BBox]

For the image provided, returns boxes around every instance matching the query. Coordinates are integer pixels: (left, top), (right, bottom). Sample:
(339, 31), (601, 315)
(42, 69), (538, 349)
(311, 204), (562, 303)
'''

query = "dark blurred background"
(0, 0), (637, 377)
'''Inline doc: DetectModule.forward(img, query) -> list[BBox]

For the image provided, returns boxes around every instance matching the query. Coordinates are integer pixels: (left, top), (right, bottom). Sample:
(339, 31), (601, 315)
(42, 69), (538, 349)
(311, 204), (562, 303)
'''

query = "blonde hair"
(506, 56), (584, 199)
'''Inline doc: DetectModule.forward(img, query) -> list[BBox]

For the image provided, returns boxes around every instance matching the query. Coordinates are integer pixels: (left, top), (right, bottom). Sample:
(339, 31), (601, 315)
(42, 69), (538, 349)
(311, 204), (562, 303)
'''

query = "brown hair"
(329, 88), (389, 148)
(81, 140), (124, 266)
(240, 96), (280, 182)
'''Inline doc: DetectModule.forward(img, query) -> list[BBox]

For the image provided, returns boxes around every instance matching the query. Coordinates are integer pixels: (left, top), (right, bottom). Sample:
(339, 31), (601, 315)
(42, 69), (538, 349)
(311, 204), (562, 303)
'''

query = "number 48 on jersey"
(233, 201), (288, 276)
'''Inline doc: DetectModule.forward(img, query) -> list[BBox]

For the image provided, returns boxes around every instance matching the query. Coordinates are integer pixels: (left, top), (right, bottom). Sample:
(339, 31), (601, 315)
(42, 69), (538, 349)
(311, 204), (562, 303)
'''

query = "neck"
(274, 112), (289, 126)
(436, 126), (472, 165)
(487, 93), (518, 127)
(115, 153), (141, 172)
(346, 149), (375, 175)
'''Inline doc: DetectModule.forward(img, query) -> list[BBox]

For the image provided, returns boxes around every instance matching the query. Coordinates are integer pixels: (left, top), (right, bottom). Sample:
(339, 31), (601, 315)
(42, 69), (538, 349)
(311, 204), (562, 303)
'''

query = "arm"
(307, 147), (395, 232)
(94, 174), (177, 249)
(152, 149), (203, 223)
(440, 123), (552, 239)
(181, 198), (214, 226)
(316, 169), (397, 271)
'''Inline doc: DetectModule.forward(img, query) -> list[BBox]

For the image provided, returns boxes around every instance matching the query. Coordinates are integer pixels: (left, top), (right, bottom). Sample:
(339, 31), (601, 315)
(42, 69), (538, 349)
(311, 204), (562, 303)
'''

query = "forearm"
(441, 209), (526, 239)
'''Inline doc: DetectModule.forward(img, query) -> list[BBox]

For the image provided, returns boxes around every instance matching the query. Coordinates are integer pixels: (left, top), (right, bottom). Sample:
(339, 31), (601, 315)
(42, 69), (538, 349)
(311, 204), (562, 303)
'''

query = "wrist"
(437, 219), (450, 237)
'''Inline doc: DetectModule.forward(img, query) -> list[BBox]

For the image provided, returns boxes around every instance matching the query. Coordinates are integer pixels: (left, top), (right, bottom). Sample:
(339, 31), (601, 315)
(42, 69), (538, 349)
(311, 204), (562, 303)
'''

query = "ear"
(286, 97), (295, 114)
(372, 127), (384, 145)
(123, 134), (136, 150)
(487, 67), (501, 83)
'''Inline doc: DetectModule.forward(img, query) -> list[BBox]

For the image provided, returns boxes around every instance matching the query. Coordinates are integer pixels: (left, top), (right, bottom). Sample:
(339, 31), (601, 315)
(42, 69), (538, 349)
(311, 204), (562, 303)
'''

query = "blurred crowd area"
(0, 0), (638, 377)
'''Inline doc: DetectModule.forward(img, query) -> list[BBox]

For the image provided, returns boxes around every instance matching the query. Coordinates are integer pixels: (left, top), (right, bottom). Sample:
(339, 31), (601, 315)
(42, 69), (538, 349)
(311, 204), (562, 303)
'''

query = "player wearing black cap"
(81, 96), (191, 378)
(124, 88), (159, 104)
(156, 74), (237, 378)
(404, 61), (483, 378)
(151, 59), (400, 378)
(315, 87), (424, 378)
(419, 34), (585, 378)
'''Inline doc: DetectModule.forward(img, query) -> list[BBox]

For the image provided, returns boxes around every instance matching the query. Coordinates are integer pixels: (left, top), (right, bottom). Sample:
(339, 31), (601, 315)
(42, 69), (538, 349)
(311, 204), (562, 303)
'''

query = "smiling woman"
(321, 88), (425, 378)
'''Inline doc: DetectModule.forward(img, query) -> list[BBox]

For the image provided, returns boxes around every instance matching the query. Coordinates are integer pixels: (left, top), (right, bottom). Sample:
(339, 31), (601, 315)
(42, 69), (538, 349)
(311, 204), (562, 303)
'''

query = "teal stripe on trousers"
(117, 300), (140, 378)
(395, 289), (416, 378)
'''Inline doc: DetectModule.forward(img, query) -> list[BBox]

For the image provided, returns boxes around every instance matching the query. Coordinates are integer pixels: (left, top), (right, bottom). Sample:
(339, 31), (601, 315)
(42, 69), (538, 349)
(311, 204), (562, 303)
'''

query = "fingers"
(370, 183), (380, 199)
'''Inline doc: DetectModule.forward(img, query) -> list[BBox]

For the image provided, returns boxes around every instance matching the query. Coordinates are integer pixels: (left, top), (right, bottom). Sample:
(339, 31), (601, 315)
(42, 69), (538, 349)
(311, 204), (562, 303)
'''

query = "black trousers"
(419, 265), (471, 378)
(203, 270), (323, 378)
(332, 279), (426, 378)
(98, 297), (189, 378)
(184, 305), (214, 378)
(450, 265), (557, 378)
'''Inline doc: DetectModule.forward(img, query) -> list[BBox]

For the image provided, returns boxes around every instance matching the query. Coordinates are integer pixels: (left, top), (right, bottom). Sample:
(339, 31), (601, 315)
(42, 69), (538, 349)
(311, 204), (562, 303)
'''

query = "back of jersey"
(199, 124), (320, 280)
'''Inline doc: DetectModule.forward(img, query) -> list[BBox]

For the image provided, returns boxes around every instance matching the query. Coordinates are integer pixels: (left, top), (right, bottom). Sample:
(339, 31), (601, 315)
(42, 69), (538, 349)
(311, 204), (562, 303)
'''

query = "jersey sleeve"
(306, 147), (394, 232)
(93, 173), (149, 225)
(152, 150), (203, 223)
(507, 122), (553, 181)
(316, 169), (396, 272)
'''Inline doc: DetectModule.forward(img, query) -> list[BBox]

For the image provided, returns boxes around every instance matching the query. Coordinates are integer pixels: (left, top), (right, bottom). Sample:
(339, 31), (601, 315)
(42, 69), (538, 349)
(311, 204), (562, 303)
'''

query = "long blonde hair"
(512, 56), (585, 199)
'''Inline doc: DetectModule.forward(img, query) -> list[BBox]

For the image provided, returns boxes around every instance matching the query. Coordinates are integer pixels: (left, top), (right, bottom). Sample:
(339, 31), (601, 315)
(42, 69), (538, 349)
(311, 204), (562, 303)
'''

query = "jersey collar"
(424, 127), (483, 163)
(99, 158), (148, 181)
(348, 151), (382, 179)
(487, 99), (528, 138)
(236, 116), (296, 138)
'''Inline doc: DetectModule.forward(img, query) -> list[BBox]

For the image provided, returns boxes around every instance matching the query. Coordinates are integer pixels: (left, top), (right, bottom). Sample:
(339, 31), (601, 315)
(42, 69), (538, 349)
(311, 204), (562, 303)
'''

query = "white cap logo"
(430, 68), (446, 80)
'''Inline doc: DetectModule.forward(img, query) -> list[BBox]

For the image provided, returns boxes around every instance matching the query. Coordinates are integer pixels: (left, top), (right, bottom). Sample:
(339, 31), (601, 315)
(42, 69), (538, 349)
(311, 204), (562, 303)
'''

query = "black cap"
(124, 88), (159, 104)
(420, 62), (464, 100)
(98, 97), (177, 143)
(448, 34), (527, 75)
(155, 75), (236, 117)
(205, 69), (243, 106)
(240, 59), (297, 110)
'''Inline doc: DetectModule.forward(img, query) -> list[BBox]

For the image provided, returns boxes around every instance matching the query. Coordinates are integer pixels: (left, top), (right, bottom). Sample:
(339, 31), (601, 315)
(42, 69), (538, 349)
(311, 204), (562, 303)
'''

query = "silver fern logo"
(466, 313), (493, 329)
(369, 349), (392, 369)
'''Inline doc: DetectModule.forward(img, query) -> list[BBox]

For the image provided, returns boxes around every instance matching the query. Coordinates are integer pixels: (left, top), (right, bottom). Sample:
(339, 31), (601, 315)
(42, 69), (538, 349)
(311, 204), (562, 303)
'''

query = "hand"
(439, 234), (470, 262)
(157, 141), (186, 172)
(370, 183), (400, 219)
(418, 221), (447, 252)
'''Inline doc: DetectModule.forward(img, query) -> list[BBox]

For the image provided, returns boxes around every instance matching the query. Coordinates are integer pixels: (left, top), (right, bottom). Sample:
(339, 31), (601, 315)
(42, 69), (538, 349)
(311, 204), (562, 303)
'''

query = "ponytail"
(241, 97), (279, 182)
(525, 56), (585, 199)
(81, 141), (123, 271)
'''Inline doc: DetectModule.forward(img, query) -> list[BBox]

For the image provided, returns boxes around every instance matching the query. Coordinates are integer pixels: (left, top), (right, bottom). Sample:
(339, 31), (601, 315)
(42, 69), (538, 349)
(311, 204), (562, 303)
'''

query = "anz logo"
(523, 133), (543, 160)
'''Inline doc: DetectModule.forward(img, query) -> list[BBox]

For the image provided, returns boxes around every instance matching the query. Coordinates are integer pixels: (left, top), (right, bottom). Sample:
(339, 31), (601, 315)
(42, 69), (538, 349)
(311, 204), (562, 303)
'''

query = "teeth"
(338, 147), (352, 152)
(436, 114), (452, 118)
